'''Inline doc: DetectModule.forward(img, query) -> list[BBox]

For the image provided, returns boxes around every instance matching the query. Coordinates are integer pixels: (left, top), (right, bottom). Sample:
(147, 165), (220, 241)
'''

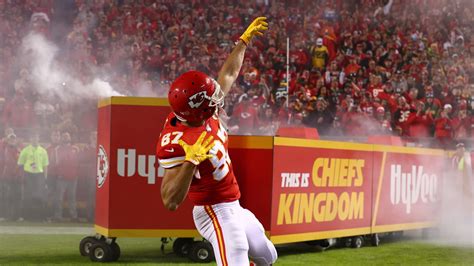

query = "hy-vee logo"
(117, 149), (164, 184)
(390, 164), (439, 214)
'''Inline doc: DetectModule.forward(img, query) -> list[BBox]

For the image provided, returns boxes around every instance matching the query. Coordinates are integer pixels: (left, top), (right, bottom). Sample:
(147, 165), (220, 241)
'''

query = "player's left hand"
(240, 17), (268, 45)
(178, 132), (214, 165)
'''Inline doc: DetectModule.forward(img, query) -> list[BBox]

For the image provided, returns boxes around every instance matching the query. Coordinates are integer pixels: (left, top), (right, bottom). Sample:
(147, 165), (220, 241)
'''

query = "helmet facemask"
(209, 79), (225, 114)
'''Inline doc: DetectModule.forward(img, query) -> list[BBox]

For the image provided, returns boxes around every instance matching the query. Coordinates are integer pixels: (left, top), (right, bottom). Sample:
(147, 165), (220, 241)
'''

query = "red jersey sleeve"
(156, 142), (185, 169)
(156, 121), (187, 169)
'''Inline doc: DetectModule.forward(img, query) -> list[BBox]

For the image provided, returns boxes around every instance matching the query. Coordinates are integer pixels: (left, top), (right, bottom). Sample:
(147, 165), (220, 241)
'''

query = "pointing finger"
(205, 139), (215, 152)
(196, 132), (207, 145)
(202, 135), (214, 148)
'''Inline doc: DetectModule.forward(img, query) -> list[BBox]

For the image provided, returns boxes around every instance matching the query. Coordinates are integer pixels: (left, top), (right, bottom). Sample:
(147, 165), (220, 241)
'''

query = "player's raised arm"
(217, 17), (268, 95)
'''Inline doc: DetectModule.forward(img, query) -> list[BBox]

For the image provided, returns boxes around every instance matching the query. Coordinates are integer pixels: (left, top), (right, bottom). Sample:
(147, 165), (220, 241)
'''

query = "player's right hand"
(240, 17), (268, 45)
(178, 132), (214, 165)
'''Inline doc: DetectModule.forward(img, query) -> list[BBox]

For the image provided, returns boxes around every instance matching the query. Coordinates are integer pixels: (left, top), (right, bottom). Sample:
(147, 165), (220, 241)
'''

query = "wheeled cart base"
(80, 235), (121, 262)
(79, 235), (214, 263)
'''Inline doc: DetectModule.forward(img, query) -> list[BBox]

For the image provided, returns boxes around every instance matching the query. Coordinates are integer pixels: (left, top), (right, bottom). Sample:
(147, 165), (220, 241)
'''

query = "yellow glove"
(178, 132), (214, 165)
(240, 17), (268, 45)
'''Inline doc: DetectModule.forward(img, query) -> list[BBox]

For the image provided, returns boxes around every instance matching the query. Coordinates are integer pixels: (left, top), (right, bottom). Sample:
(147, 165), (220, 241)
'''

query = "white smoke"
(434, 152), (474, 247)
(21, 33), (122, 102)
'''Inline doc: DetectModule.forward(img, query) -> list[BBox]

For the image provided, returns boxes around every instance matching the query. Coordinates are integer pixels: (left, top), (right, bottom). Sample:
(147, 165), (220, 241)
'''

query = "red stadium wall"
(95, 97), (446, 243)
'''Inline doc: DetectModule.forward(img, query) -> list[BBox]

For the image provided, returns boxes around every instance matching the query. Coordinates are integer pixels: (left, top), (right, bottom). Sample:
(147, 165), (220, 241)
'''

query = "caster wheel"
(305, 239), (331, 250)
(79, 236), (98, 257)
(371, 234), (380, 247)
(89, 241), (113, 262)
(188, 241), (214, 263)
(343, 238), (352, 248)
(335, 238), (347, 248)
(110, 241), (121, 261)
(173, 238), (194, 257)
(351, 236), (364, 248)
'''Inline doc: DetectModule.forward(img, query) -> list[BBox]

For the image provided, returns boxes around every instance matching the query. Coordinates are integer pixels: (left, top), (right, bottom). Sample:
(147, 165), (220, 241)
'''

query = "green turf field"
(0, 230), (473, 265)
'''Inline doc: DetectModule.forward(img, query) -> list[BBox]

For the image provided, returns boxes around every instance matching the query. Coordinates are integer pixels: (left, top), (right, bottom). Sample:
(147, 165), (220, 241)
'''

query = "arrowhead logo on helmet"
(188, 91), (211, 109)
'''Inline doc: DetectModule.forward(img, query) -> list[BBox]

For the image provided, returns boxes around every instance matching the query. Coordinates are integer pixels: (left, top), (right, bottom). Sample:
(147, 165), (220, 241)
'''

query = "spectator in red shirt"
(53, 132), (79, 221)
(393, 96), (415, 136)
(406, 88), (419, 106)
(434, 104), (454, 149)
(374, 106), (392, 134)
(145, 43), (164, 70)
(452, 108), (470, 140)
(368, 74), (384, 99)
(344, 55), (361, 76)
(408, 101), (434, 141)
(0, 133), (21, 221)
(341, 101), (371, 136)
(231, 94), (260, 135)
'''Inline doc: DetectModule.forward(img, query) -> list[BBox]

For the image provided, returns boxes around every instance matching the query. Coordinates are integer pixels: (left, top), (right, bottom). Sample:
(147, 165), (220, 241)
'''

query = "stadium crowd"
(0, 0), (473, 221)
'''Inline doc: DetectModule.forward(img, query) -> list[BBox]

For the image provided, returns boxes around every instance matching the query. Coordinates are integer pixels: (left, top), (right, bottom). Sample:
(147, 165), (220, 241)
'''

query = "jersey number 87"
(161, 129), (230, 181)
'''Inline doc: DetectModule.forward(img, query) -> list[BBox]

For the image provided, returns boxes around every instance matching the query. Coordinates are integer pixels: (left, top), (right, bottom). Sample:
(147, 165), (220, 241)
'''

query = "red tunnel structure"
(94, 96), (446, 244)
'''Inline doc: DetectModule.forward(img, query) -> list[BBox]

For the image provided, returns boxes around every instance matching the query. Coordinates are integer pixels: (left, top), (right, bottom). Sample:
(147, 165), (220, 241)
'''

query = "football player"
(156, 17), (277, 265)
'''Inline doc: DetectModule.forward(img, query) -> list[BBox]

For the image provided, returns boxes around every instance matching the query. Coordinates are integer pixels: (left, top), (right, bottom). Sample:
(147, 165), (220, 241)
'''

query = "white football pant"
(193, 200), (277, 266)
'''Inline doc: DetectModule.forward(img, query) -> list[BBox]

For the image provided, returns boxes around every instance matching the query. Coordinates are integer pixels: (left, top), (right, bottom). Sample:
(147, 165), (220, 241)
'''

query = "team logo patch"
(188, 91), (211, 108)
(97, 145), (109, 188)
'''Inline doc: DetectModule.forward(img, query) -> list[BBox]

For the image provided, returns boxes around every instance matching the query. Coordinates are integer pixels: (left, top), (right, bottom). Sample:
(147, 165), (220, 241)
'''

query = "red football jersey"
(156, 112), (241, 205)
